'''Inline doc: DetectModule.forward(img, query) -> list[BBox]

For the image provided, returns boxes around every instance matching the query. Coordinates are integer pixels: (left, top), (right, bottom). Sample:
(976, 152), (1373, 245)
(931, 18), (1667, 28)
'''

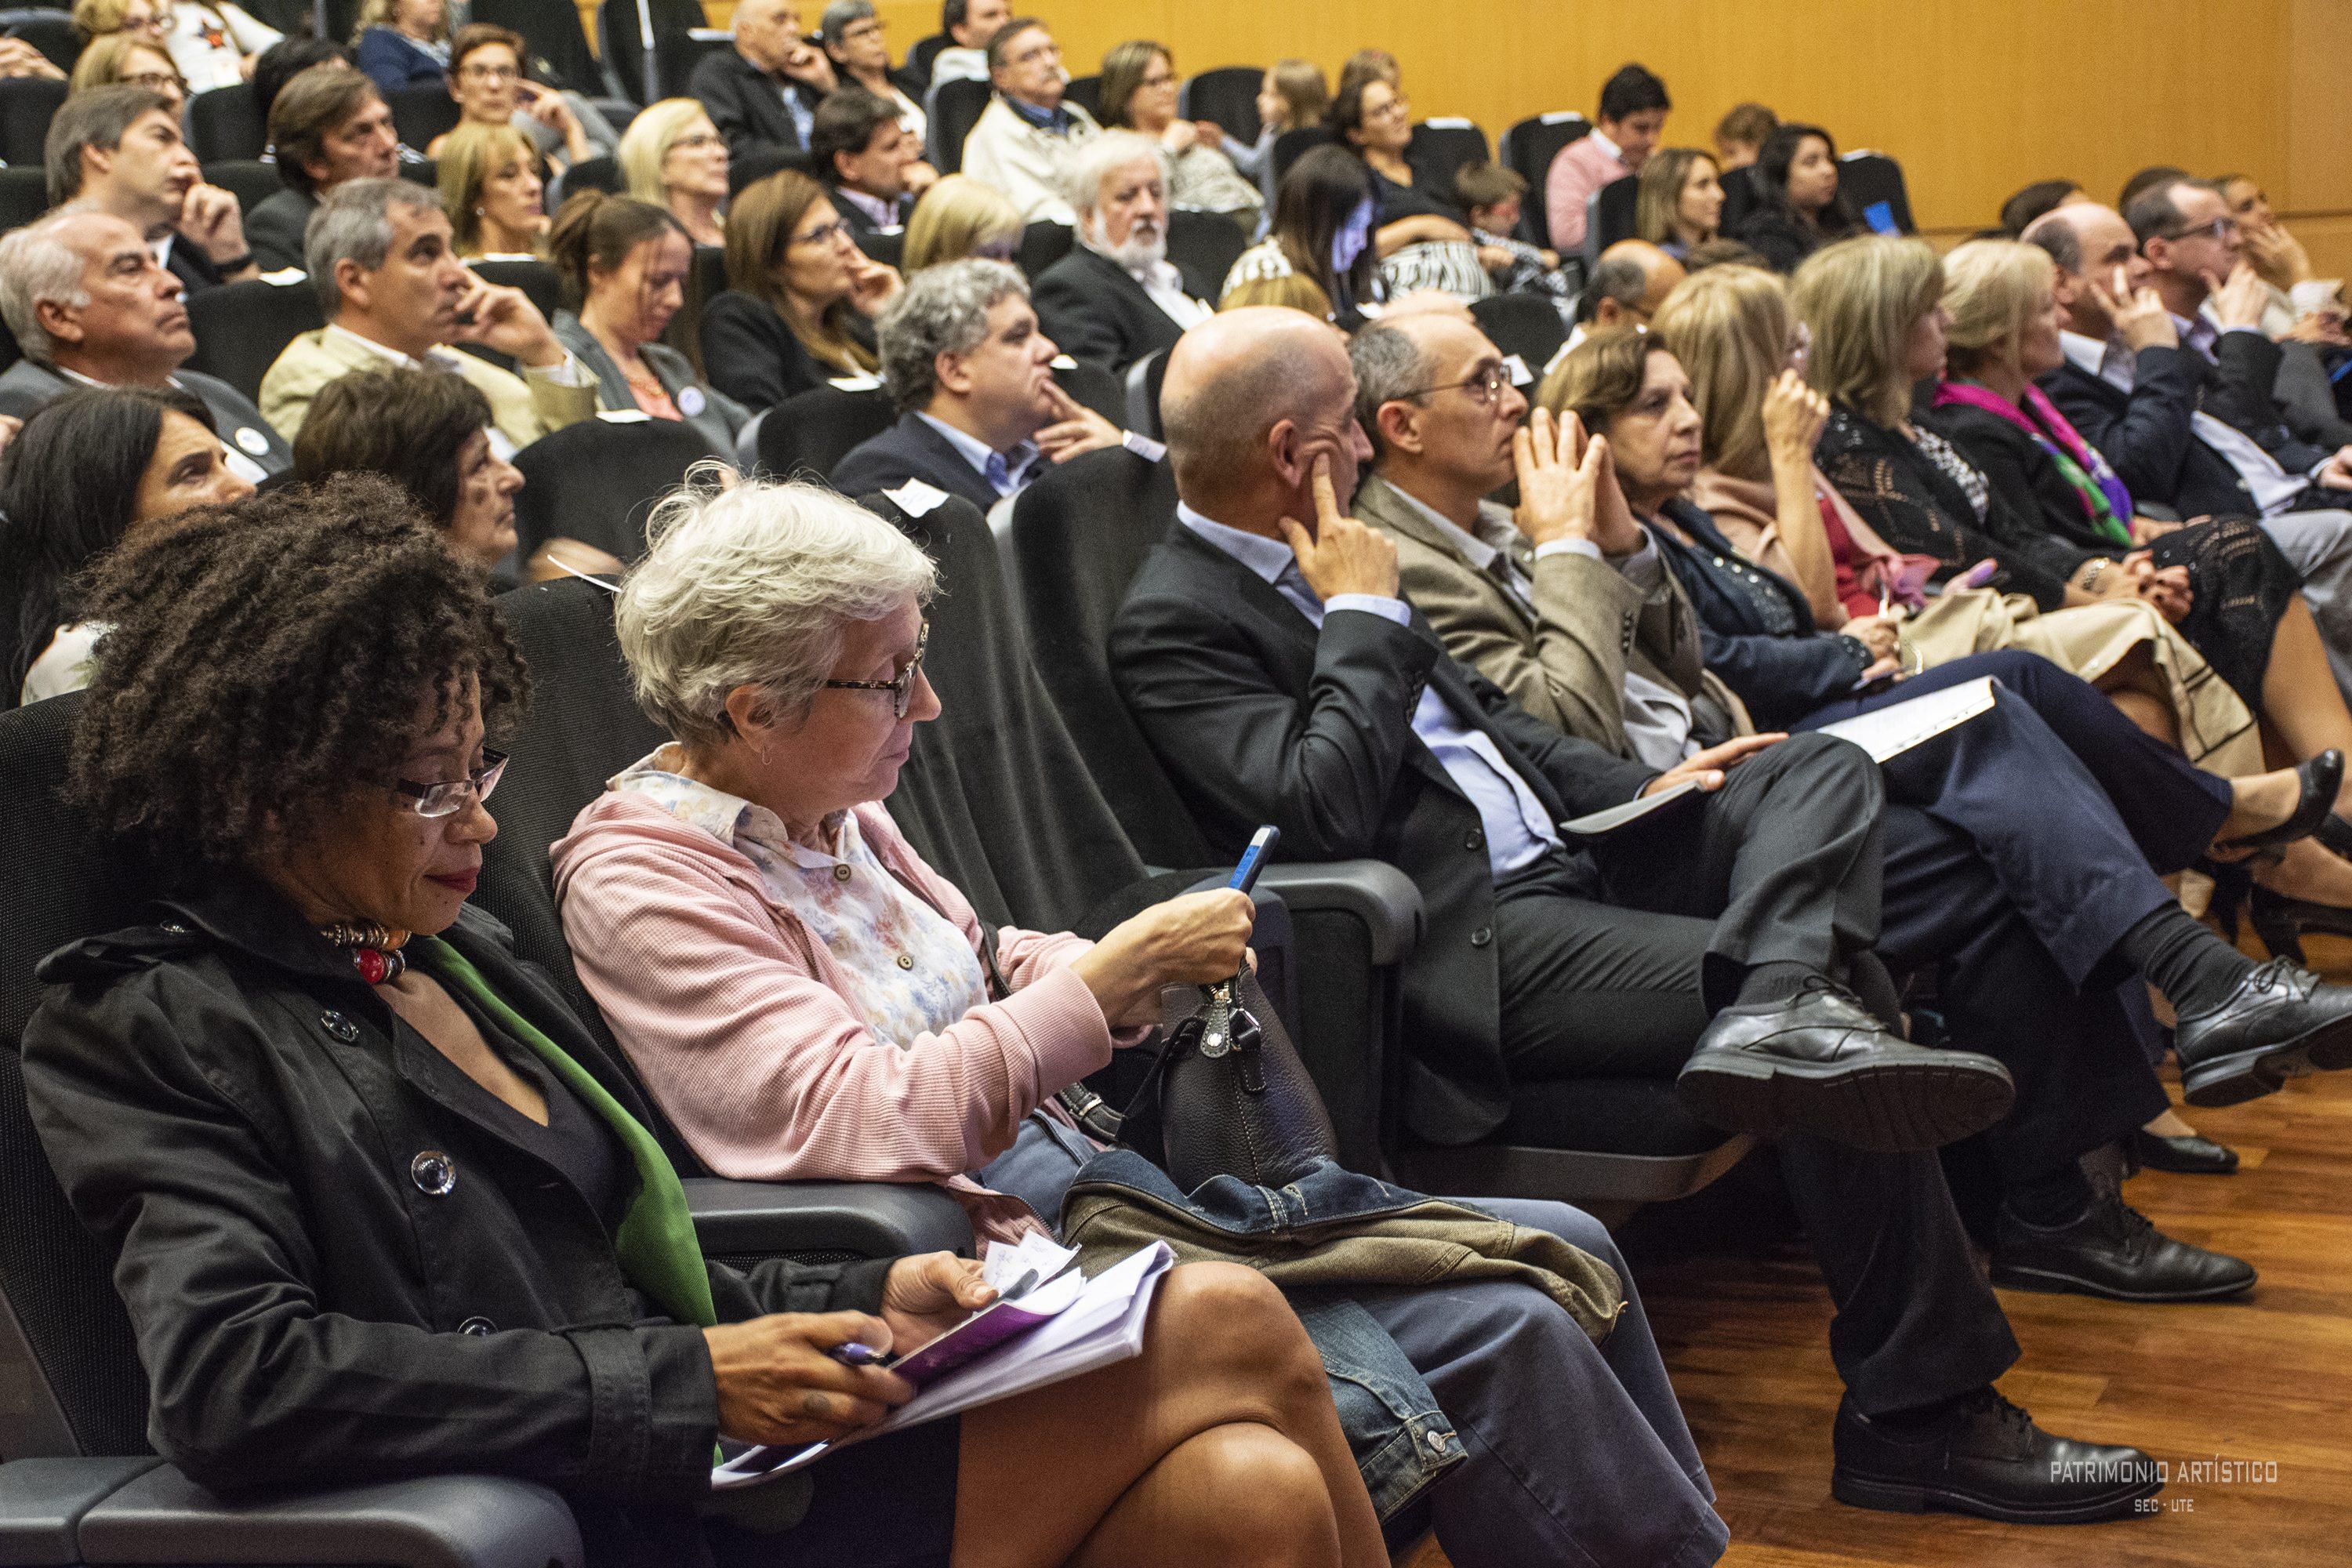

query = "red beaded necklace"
(320, 921), (412, 985)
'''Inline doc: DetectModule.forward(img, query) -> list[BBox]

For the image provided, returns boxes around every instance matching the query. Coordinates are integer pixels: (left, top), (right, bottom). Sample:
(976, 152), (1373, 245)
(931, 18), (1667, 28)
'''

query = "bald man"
(1559, 239), (1685, 361)
(1108, 307), (2161, 1533)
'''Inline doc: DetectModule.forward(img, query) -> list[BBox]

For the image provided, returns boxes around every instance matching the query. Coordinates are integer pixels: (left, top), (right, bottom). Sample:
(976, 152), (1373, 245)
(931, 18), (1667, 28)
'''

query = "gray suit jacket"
(552, 313), (747, 458)
(0, 359), (293, 476)
(1354, 472), (1743, 759)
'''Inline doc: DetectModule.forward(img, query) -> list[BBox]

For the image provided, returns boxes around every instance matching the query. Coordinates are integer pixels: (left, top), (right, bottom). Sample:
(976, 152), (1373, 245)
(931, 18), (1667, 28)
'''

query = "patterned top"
(610, 750), (986, 1048)
(1906, 423), (1991, 521)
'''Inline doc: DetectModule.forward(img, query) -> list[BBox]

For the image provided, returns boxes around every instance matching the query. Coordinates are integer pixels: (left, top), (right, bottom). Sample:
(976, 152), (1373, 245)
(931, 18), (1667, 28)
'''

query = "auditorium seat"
(467, 257), (564, 325)
(1015, 220), (1074, 281)
(854, 226), (904, 268)
(0, 9), (78, 74)
(1839, 150), (1917, 234)
(1179, 65), (1264, 144)
(924, 76), (992, 174)
(903, 31), (949, 93)
(1499, 111), (1588, 249)
(1270, 124), (1332, 185)
(1167, 207), (1247, 303)
(557, 152), (623, 200)
(511, 416), (712, 561)
(188, 84), (267, 163)
(0, 77), (66, 167)
(1052, 355), (1123, 426)
(200, 159), (283, 220)
(1585, 170), (1641, 261)
(473, 0), (621, 103)
(183, 278), (325, 405)
(1470, 292), (1567, 375)
(729, 143), (814, 196)
(0, 167), (45, 234)
(1406, 117), (1489, 198)
(753, 380), (895, 480)
(1123, 347), (1167, 437)
(595, 0), (717, 103)
(1061, 73), (1102, 122)
(385, 83), (463, 152)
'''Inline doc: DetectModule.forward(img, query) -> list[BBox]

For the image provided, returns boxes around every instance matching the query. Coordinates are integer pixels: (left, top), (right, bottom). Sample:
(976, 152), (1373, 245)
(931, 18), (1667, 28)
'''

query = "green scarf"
(416, 937), (717, 1330)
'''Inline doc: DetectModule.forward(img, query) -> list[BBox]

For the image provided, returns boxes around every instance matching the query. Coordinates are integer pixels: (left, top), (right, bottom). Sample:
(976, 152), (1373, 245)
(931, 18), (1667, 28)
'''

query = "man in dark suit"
(810, 88), (919, 237)
(0, 211), (291, 478)
(1030, 130), (1210, 375)
(2026, 198), (2352, 692)
(44, 88), (256, 296)
(1108, 307), (2176, 1526)
(835, 257), (1122, 506)
(244, 64), (401, 274)
(689, 0), (836, 159)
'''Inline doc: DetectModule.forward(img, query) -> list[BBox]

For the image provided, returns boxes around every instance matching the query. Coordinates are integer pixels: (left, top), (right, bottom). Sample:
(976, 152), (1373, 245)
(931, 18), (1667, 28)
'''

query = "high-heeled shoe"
(2245, 884), (2352, 965)
(2216, 750), (2343, 852)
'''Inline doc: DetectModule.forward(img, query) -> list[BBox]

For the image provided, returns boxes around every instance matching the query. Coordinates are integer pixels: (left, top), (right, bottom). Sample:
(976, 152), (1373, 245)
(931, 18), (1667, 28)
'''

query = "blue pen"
(1228, 826), (1280, 896)
(832, 1341), (895, 1368)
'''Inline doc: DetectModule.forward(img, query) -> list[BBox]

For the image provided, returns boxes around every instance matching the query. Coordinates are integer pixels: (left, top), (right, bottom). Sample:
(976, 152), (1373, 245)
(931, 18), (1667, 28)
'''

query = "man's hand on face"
(1279, 455), (1399, 601)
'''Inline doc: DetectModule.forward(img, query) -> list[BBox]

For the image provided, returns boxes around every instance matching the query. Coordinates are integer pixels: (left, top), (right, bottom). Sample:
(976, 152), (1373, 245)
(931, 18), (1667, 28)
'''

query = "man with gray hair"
(0, 209), (289, 475)
(45, 85), (256, 295)
(257, 177), (593, 449)
(1558, 238), (1684, 361)
(832, 256), (1119, 507)
(959, 16), (1099, 223)
(1030, 129), (1210, 374)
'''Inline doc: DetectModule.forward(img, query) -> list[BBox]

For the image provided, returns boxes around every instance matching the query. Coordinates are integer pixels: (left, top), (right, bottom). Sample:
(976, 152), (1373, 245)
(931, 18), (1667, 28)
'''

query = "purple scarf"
(1933, 379), (2136, 543)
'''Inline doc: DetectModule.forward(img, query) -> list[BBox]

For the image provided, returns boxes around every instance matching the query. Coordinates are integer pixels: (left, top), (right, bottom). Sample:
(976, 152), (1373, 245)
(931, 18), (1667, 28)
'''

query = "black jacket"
(22, 883), (891, 1564)
(243, 187), (318, 273)
(832, 410), (1001, 510)
(1030, 246), (1190, 375)
(1109, 522), (1656, 1145)
(699, 289), (869, 412)
(1924, 399), (2134, 558)
(688, 48), (820, 158)
(2037, 338), (2324, 519)
(0, 359), (293, 475)
(833, 185), (916, 236)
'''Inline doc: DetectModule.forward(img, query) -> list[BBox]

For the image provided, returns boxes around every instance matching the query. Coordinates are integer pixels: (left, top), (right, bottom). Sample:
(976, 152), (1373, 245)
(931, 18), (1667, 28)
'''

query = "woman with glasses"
(67, 32), (189, 115)
(1099, 39), (1261, 228)
(702, 169), (902, 411)
(1328, 74), (1498, 303)
(426, 24), (605, 175)
(617, 98), (730, 249)
(24, 478), (1387, 1568)
(818, 0), (927, 151)
(69, 0), (167, 48)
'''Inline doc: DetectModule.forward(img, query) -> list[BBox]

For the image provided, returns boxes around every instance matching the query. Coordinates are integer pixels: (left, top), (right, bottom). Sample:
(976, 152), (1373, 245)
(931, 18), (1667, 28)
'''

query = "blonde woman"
(617, 97), (729, 248)
(700, 169), (899, 408)
(68, 0), (167, 46)
(1634, 148), (1724, 259)
(899, 173), (1020, 271)
(68, 33), (187, 114)
(438, 122), (548, 258)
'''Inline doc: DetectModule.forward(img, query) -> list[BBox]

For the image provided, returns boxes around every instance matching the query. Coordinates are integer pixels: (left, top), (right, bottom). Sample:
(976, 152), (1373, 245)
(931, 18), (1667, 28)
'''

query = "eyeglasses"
(822, 624), (929, 718)
(790, 216), (855, 249)
(461, 61), (521, 81)
(392, 749), (508, 818)
(125, 71), (186, 95)
(670, 130), (724, 151)
(2159, 216), (2238, 242)
(1402, 361), (1517, 405)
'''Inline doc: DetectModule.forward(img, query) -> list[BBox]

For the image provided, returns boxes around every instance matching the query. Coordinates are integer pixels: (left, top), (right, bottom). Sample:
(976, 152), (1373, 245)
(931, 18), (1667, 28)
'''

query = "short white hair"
(1064, 129), (1168, 220)
(0, 214), (94, 361)
(616, 470), (938, 747)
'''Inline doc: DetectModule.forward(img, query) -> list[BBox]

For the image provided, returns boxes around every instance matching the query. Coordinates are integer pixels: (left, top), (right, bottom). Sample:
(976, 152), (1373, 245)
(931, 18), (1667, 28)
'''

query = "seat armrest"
(1254, 861), (1425, 964)
(684, 1178), (975, 1260)
(76, 1467), (582, 1568)
(0, 1457), (160, 1566)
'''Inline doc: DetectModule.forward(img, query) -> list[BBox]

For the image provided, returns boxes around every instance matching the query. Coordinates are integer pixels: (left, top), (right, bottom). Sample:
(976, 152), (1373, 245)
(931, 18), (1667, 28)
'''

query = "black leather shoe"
(1677, 980), (2015, 1153)
(2215, 748), (2343, 851)
(2128, 1126), (2240, 1175)
(1831, 1389), (2161, 1524)
(1991, 1191), (2255, 1301)
(2175, 958), (2352, 1108)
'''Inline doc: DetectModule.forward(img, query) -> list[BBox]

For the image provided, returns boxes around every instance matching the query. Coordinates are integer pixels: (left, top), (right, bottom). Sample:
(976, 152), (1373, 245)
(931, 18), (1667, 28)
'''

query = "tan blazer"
(258, 328), (597, 451)
(1355, 472), (1749, 758)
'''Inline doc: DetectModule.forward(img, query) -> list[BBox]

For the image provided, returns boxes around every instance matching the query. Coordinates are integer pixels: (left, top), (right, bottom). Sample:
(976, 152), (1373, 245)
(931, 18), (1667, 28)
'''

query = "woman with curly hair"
(19, 474), (1388, 1568)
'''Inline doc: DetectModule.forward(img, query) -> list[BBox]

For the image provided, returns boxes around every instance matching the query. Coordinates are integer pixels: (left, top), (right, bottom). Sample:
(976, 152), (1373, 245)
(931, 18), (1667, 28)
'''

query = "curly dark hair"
(65, 473), (531, 876)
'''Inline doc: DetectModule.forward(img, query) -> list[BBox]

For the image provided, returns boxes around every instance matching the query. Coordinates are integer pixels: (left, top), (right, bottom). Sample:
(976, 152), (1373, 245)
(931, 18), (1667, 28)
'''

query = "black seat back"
(0, 77), (65, 166)
(924, 76), (991, 173)
(1015, 220), (1073, 281)
(903, 33), (948, 93)
(1497, 111), (1588, 246)
(0, 695), (168, 1461)
(512, 416), (715, 561)
(1061, 74), (1102, 122)
(1052, 356), (1122, 426)
(0, 9), (79, 73)
(201, 159), (284, 218)
(729, 144), (814, 197)
(385, 83), (463, 151)
(1270, 125), (1331, 185)
(1167, 208), (1246, 303)
(559, 154), (622, 200)
(1719, 162), (1764, 231)
(756, 382), (895, 480)
(1179, 65), (1262, 144)
(0, 165), (46, 232)
(190, 83), (267, 162)
(1838, 151), (1916, 235)
(595, 0), (711, 103)
(1123, 347), (1166, 437)
(1406, 118), (1488, 200)
(468, 258), (564, 325)
(1469, 292), (1566, 374)
(855, 227), (905, 268)
(473, 0), (610, 99)
(183, 278), (325, 405)
(1588, 171), (1639, 257)
(1004, 445), (1210, 869)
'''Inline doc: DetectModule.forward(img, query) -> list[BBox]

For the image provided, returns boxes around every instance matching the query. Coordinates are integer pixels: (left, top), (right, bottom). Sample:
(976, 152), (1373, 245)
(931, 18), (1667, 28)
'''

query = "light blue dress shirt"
(914, 412), (1041, 499)
(1178, 503), (1565, 878)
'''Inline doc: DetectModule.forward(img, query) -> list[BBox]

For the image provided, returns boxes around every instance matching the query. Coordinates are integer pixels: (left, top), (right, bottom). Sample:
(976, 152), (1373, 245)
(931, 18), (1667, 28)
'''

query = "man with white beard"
(1031, 130), (1212, 374)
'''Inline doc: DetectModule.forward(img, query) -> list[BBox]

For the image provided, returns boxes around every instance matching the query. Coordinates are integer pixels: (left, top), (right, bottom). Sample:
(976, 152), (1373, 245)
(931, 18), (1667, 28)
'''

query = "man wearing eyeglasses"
(691, 0), (837, 158)
(959, 17), (1101, 224)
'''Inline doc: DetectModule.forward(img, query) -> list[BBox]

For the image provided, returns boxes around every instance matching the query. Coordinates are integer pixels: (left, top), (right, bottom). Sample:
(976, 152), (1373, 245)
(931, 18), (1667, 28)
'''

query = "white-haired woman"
(550, 477), (1733, 1568)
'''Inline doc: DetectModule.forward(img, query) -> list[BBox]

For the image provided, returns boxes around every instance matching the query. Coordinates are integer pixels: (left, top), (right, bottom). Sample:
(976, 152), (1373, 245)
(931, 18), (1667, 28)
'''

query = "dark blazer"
(163, 234), (227, 296)
(1109, 522), (1656, 1145)
(832, 185), (916, 236)
(1030, 246), (1190, 375)
(2038, 339), (2324, 519)
(553, 310), (747, 456)
(0, 358), (293, 474)
(1926, 398), (2133, 557)
(23, 885), (891, 1564)
(698, 288), (865, 412)
(688, 48), (818, 158)
(831, 410), (1000, 510)
(354, 24), (447, 93)
(243, 187), (318, 273)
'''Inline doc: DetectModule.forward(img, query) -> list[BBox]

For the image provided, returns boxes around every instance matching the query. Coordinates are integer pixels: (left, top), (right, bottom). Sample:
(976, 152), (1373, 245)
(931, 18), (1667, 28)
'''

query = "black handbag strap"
(980, 926), (1132, 1142)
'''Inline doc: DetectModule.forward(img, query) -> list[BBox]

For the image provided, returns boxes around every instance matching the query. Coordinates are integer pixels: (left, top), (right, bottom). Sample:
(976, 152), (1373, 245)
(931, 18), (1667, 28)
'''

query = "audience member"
(0, 387), (252, 706)
(46, 86), (256, 292)
(1220, 144), (1379, 322)
(1712, 102), (1775, 172)
(701, 168), (899, 409)
(820, 0), (927, 148)
(547, 191), (747, 453)
(289, 367), (522, 571)
(925, 0), (1010, 89)
(1452, 162), (1571, 310)
(437, 122), (548, 258)
(836, 257), (1117, 504)
(1568, 239), (1684, 353)
(617, 97), (729, 248)
(900, 172), (1020, 270)
(1335, 47), (1399, 96)
(2215, 173), (2322, 307)
(691, 0), (835, 158)
(24, 481), (1386, 1568)
(0, 38), (63, 81)
(426, 24), (601, 172)
(250, 34), (347, 124)
(0, 211), (289, 475)
(1544, 63), (1669, 253)
(1998, 179), (2081, 238)
(1109, 307), (2187, 1526)
(1328, 73), (1467, 253)
(960, 17), (1102, 224)
(246, 64), (400, 271)
(351, 0), (446, 92)
(1635, 147), (1724, 258)
(2118, 165), (2187, 215)
(1732, 122), (1856, 273)
(68, 31), (188, 115)
(1363, 310), (2310, 1290)
(1231, 58), (1329, 199)
(164, 0), (280, 94)
(259, 177), (593, 448)
(1099, 40), (1262, 227)
(70, 0), (164, 45)
(811, 88), (923, 237)
(1030, 130), (1210, 374)
(549, 466), (1718, 1567)
(1220, 270), (1336, 315)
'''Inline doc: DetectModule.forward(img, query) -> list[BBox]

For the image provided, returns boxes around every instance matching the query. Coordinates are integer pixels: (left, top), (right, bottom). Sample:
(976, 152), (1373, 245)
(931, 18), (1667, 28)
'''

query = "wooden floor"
(1411, 935), (2352, 1568)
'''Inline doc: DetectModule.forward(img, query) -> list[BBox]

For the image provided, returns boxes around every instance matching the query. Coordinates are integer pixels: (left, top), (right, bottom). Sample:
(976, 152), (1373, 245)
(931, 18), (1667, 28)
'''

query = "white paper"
(827, 372), (885, 391)
(1814, 676), (1996, 763)
(1560, 775), (1700, 837)
(884, 477), (953, 517)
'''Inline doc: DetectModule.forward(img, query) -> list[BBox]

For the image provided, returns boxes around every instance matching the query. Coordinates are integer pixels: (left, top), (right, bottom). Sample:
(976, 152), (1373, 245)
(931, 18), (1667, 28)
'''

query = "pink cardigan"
(1545, 134), (1628, 252)
(552, 791), (1115, 1243)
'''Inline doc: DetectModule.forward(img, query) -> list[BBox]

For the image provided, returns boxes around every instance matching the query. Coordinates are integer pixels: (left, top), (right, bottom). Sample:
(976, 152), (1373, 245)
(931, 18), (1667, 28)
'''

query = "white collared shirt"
(1083, 239), (1211, 330)
(2061, 328), (2307, 516)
